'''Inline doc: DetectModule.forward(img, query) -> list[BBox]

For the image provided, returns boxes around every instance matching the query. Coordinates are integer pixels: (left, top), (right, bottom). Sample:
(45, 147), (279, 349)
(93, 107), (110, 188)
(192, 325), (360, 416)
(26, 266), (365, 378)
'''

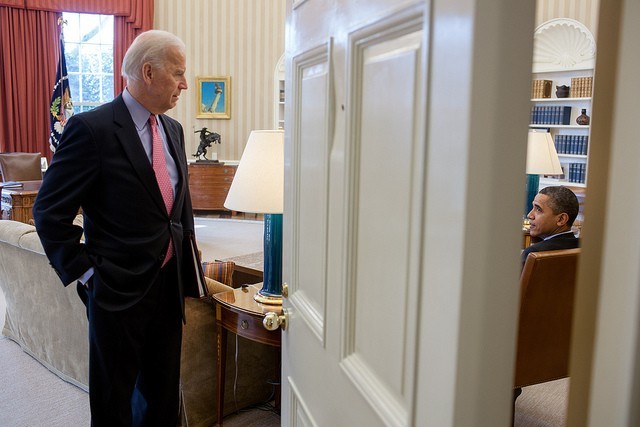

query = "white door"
(281, 0), (536, 425)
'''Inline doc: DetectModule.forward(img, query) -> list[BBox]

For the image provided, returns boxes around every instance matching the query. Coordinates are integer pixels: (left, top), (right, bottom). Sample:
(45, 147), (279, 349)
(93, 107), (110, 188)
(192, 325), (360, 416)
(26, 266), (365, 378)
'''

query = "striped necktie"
(149, 114), (174, 265)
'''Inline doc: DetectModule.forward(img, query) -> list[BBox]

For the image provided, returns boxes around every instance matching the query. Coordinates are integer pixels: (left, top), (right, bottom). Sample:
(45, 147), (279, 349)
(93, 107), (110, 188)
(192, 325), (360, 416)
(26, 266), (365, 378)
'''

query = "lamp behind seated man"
(522, 185), (580, 266)
(524, 130), (564, 216)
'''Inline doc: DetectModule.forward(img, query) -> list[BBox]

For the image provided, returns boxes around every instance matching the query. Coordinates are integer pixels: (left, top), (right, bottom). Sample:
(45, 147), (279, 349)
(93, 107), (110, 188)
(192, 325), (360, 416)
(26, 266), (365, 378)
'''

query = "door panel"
(285, 4), (427, 427)
(341, 14), (426, 427)
(289, 42), (333, 343)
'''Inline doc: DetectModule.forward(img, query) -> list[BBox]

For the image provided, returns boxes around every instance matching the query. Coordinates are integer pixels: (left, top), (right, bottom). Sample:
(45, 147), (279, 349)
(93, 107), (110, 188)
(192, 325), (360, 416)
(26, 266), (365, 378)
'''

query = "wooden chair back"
(514, 248), (580, 388)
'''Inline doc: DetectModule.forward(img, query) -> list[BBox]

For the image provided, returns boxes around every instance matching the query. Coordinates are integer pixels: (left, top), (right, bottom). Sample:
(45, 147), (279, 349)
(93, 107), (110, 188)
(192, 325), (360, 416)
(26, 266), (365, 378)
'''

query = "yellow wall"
(536, 0), (600, 35)
(154, 0), (286, 161)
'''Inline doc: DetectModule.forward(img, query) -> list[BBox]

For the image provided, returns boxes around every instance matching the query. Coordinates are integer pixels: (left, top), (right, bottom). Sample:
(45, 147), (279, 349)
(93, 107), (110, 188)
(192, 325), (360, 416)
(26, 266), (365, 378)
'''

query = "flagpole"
(57, 17), (66, 116)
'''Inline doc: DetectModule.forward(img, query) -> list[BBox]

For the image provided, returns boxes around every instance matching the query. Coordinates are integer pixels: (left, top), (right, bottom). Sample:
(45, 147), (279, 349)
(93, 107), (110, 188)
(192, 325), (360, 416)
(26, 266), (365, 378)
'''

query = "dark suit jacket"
(33, 95), (201, 314)
(521, 232), (580, 266)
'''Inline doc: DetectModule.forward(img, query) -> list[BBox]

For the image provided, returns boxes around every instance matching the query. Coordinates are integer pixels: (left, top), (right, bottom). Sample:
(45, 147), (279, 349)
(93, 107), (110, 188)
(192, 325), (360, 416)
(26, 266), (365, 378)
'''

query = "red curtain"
(0, 0), (153, 157)
(0, 7), (59, 156)
(114, 0), (154, 95)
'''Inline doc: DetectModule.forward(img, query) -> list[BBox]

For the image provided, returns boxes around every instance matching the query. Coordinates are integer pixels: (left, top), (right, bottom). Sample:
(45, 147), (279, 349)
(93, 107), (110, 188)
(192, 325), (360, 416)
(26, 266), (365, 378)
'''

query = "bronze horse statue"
(193, 127), (221, 160)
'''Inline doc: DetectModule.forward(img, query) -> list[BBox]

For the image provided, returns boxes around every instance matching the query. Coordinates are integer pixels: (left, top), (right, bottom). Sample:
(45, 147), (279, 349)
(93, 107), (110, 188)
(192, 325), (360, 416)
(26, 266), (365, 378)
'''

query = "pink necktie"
(149, 114), (174, 265)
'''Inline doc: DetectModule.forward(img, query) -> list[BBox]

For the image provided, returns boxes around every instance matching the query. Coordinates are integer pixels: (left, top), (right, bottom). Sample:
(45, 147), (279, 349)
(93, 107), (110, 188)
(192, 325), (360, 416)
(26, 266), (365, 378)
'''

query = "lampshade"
(224, 130), (284, 213)
(526, 130), (563, 175)
(523, 130), (563, 217)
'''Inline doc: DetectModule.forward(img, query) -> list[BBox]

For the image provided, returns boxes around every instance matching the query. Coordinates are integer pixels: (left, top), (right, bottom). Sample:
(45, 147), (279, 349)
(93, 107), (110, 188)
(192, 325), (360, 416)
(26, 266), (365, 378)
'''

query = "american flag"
(49, 25), (73, 152)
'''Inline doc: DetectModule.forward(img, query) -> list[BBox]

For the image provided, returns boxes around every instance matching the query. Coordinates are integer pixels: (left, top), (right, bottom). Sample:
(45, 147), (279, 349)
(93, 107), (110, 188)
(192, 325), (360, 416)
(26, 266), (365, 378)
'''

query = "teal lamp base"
(254, 213), (283, 305)
(525, 174), (540, 217)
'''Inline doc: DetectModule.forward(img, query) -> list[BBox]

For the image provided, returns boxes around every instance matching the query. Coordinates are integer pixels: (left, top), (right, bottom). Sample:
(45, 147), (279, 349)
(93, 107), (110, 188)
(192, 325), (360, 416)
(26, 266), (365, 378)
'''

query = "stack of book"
(0, 181), (23, 189)
(567, 163), (587, 183)
(554, 135), (589, 155)
(530, 106), (572, 125)
(569, 76), (593, 98)
(531, 79), (552, 98)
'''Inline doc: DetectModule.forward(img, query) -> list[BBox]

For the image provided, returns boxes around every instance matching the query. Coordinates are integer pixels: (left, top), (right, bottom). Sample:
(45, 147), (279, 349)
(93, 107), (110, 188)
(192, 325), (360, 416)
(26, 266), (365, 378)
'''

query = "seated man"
(522, 185), (580, 266)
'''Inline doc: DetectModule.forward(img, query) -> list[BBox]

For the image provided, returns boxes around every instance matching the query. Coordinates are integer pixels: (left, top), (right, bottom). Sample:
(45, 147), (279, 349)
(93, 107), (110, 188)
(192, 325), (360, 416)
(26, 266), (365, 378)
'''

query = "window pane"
(80, 14), (100, 43)
(101, 45), (113, 74)
(62, 12), (114, 109)
(80, 45), (101, 73)
(62, 13), (80, 43)
(65, 42), (80, 73)
(68, 73), (80, 103)
(81, 74), (101, 102)
(102, 75), (114, 101)
(99, 16), (113, 43)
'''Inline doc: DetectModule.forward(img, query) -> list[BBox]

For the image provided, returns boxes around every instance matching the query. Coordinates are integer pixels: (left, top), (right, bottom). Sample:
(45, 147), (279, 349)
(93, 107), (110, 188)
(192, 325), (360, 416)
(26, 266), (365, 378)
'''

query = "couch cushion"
(0, 220), (37, 247)
(202, 261), (235, 287)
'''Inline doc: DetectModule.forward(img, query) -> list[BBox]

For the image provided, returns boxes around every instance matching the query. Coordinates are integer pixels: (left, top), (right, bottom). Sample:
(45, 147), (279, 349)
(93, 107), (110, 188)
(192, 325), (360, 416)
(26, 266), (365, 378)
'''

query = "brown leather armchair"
(0, 152), (43, 182)
(512, 248), (580, 421)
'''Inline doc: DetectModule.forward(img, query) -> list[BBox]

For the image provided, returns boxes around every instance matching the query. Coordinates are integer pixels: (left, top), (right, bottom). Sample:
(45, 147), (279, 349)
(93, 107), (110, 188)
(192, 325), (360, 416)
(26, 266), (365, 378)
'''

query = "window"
(62, 12), (114, 113)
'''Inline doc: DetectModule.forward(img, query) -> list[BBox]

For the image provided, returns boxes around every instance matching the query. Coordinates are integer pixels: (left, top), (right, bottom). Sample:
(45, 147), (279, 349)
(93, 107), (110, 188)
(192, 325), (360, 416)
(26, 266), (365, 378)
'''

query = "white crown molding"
(533, 18), (596, 73)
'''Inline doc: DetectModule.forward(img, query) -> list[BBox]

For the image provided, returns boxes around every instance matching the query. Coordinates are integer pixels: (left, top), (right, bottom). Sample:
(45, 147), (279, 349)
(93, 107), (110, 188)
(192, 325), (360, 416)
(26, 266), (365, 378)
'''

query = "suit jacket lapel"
(112, 95), (167, 214)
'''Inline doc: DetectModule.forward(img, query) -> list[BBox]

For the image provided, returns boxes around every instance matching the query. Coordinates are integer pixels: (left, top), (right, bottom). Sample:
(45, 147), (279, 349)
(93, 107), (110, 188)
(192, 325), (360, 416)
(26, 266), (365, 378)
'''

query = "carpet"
(0, 337), (90, 427)
(194, 217), (264, 262)
(515, 378), (568, 426)
(0, 337), (279, 427)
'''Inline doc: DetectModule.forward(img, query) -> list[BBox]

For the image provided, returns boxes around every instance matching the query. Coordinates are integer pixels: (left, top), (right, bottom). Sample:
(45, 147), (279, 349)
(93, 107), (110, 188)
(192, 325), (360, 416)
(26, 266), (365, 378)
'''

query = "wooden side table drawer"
(217, 307), (281, 347)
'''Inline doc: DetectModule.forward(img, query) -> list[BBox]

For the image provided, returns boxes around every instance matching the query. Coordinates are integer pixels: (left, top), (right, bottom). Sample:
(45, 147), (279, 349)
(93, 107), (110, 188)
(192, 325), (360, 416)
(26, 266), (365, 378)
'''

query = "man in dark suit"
(33, 30), (202, 426)
(522, 185), (580, 266)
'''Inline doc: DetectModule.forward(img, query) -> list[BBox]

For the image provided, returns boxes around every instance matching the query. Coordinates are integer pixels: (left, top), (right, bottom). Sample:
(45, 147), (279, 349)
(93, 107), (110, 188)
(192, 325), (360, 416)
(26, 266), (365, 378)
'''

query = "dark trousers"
(81, 258), (183, 427)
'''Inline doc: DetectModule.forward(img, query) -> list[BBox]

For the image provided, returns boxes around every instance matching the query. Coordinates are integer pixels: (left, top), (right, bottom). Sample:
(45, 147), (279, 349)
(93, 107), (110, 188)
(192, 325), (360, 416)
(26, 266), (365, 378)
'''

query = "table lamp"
(224, 130), (284, 304)
(525, 130), (563, 215)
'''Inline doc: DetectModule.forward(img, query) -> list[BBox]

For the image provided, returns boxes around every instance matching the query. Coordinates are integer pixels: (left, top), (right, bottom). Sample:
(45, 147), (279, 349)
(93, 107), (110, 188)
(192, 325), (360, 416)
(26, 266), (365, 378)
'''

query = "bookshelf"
(531, 71), (592, 188)
(530, 18), (596, 189)
(274, 54), (285, 130)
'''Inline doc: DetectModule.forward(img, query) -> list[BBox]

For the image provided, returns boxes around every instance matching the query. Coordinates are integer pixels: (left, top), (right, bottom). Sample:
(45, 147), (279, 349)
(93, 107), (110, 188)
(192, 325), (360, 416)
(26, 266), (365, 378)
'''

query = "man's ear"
(142, 63), (153, 83)
(557, 212), (569, 226)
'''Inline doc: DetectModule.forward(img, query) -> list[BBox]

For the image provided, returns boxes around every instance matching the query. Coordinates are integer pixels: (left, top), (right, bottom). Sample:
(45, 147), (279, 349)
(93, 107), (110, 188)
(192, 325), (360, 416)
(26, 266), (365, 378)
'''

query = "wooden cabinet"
(1, 180), (41, 224)
(187, 162), (237, 211)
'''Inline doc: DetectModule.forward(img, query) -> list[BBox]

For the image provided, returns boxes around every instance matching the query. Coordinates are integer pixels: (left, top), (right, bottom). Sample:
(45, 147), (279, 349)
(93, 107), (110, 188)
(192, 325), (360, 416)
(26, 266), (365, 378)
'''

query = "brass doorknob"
(282, 283), (289, 298)
(263, 311), (287, 331)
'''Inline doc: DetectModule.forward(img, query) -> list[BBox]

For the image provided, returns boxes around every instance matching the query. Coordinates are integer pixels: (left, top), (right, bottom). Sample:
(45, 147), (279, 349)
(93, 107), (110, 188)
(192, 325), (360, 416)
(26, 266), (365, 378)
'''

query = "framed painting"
(196, 76), (231, 119)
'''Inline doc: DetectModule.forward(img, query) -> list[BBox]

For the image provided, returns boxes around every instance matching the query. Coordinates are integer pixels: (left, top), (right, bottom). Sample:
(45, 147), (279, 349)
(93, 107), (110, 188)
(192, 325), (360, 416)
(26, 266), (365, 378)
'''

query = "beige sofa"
(0, 219), (279, 426)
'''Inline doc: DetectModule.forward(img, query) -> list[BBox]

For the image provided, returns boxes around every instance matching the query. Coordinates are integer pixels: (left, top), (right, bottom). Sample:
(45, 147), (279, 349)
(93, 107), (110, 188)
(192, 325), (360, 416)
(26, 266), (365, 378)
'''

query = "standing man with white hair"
(34, 30), (201, 426)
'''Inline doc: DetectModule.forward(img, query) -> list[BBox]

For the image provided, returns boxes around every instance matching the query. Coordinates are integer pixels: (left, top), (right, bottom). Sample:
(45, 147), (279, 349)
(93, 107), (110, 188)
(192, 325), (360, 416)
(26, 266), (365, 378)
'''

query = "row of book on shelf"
(531, 79), (553, 99)
(530, 76), (593, 99)
(530, 106), (571, 125)
(554, 134), (589, 156)
(569, 77), (593, 98)
(546, 163), (587, 184)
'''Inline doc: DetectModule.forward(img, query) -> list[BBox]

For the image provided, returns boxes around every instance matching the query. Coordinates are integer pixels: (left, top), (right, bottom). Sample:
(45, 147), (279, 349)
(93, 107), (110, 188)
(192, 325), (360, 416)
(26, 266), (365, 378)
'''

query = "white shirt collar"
(543, 230), (575, 241)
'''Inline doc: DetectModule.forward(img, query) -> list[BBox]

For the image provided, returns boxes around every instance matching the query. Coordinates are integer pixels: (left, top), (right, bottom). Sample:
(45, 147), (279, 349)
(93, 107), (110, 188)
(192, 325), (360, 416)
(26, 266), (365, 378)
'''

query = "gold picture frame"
(196, 76), (231, 119)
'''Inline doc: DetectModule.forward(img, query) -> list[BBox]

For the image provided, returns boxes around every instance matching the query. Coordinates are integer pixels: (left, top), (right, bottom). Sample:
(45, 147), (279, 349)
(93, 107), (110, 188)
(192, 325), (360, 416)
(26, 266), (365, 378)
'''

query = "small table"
(1, 180), (42, 224)
(213, 284), (282, 426)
